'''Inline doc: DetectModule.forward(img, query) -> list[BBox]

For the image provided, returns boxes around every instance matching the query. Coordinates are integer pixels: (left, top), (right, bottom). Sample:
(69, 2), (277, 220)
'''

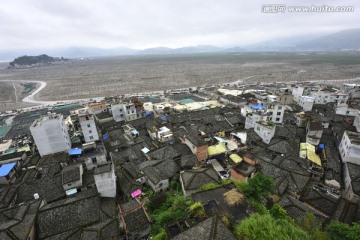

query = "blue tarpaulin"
(160, 115), (168, 122)
(103, 134), (109, 140)
(0, 162), (17, 177)
(319, 144), (325, 149)
(146, 111), (153, 117)
(251, 104), (265, 110)
(69, 148), (82, 155)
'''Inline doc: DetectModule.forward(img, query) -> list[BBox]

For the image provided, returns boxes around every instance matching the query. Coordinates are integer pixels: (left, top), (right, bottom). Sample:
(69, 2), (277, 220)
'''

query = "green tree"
(325, 221), (360, 240)
(234, 213), (309, 240)
(189, 202), (206, 218)
(152, 228), (168, 240)
(269, 204), (287, 219)
(242, 173), (275, 201)
(296, 212), (329, 240)
(150, 195), (191, 236)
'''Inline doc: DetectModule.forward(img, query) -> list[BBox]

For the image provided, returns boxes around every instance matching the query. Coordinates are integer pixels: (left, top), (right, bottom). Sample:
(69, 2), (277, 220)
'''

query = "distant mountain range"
(1, 28), (359, 60)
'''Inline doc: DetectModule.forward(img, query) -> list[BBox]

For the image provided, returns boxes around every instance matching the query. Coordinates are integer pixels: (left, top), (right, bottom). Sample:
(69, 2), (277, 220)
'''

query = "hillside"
(9, 54), (67, 67)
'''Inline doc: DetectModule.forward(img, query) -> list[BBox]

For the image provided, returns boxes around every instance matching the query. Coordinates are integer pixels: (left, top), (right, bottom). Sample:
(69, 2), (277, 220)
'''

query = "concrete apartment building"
(292, 86), (304, 103)
(298, 96), (315, 112)
(310, 90), (348, 104)
(111, 102), (146, 122)
(77, 108), (99, 142)
(271, 105), (285, 124)
(339, 131), (360, 202)
(254, 121), (276, 144)
(339, 131), (360, 165)
(94, 163), (116, 197)
(354, 112), (360, 132)
(30, 113), (71, 157)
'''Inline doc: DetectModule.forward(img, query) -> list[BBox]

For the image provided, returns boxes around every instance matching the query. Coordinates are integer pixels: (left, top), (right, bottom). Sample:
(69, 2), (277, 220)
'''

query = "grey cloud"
(0, 0), (358, 50)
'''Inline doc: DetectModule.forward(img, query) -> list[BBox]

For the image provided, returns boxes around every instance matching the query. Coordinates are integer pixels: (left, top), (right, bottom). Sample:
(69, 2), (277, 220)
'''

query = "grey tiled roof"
(183, 134), (207, 148)
(148, 145), (180, 160)
(308, 121), (323, 131)
(299, 187), (338, 216)
(180, 155), (197, 169)
(0, 186), (18, 209)
(0, 200), (42, 239)
(181, 168), (220, 191)
(143, 164), (167, 185)
(119, 199), (150, 234)
(62, 165), (81, 184)
(116, 170), (141, 196)
(94, 163), (112, 175)
(37, 189), (100, 239)
(278, 194), (327, 222)
(16, 175), (66, 204)
(123, 161), (143, 179)
(172, 215), (235, 240)
(268, 140), (294, 154)
(346, 162), (360, 195)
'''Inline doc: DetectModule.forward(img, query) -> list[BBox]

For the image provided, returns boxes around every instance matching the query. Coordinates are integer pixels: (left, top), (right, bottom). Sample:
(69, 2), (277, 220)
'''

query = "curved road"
(2, 75), (360, 110)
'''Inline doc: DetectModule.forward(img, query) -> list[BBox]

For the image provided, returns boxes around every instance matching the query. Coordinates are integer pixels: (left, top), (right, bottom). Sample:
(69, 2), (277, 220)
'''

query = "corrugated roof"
(208, 143), (227, 156)
(299, 143), (321, 166)
(229, 154), (242, 163)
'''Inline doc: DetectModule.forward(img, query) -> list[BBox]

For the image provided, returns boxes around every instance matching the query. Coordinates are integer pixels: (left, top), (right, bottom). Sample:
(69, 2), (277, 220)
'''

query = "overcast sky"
(0, 0), (359, 50)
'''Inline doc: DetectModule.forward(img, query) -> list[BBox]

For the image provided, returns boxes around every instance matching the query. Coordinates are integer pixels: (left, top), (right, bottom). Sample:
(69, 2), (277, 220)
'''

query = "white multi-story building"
(77, 108), (99, 143)
(340, 131), (360, 202)
(111, 102), (146, 122)
(147, 125), (174, 144)
(271, 105), (285, 124)
(245, 113), (263, 129)
(292, 86), (304, 103)
(335, 103), (360, 117)
(339, 131), (360, 165)
(354, 112), (360, 132)
(94, 163), (116, 197)
(298, 96), (315, 112)
(254, 121), (276, 144)
(30, 113), (71, 157)
(310, 91), (348, 104)
(240, 105), (253, 117)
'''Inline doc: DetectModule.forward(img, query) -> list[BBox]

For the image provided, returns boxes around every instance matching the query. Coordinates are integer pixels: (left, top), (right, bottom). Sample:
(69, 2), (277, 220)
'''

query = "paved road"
(2, 75), (360, 111)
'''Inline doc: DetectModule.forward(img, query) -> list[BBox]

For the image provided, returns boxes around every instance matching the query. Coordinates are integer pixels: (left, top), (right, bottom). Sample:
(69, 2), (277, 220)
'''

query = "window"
(85, 116), (89, 120)
(89, 136), (93, 140)
(87, 124), (91, 128)
(257, 126), (260, 131)
(278, 106), (282, 110)
(277, 112), (281, 116)
(89, 130), (92, 133)
(92, 157), (97, 163)
(276, 118), (280, 121)
(120, 114), (123, 117)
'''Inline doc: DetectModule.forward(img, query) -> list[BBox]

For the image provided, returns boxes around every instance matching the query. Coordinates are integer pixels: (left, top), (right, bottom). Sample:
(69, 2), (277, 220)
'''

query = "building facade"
(339, 131), (360, 165)
(271, 105), (285, 124)
(298, 96), (315, 112)
(30, 113), (71, 157)
(254, 121), (276, 144)
(77, 108), (99, 143)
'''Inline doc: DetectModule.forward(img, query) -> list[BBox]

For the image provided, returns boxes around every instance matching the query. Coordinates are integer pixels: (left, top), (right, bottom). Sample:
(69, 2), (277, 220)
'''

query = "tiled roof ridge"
(210, 215), (218, 240)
